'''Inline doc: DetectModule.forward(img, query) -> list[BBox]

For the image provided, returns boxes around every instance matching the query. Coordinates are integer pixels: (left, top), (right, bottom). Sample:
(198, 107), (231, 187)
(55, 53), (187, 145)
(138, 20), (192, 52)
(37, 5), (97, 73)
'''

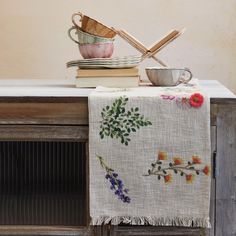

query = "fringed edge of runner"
(91, 216), (211, 228)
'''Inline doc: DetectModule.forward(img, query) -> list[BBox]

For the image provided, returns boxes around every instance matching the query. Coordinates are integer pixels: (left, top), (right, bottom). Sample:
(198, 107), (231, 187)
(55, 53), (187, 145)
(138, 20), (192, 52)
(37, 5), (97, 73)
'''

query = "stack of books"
(75, 67), (140, 88)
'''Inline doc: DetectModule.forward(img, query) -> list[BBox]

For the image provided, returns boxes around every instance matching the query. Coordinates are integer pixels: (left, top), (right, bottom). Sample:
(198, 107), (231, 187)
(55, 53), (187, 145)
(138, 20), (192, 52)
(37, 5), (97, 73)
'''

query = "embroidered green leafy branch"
(99, 96), (152, 145)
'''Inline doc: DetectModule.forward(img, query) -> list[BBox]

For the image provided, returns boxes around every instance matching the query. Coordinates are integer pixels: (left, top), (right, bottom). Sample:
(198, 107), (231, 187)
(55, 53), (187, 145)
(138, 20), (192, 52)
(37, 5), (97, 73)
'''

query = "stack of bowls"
(68, 12), (116, 59)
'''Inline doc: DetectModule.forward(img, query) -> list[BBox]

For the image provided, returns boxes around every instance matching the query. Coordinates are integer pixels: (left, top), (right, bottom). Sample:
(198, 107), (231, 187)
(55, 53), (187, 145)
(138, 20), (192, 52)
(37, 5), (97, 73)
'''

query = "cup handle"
(179, 68), (193, 84)
(72, 12), (83, 28)
(68, 26), (79, 44)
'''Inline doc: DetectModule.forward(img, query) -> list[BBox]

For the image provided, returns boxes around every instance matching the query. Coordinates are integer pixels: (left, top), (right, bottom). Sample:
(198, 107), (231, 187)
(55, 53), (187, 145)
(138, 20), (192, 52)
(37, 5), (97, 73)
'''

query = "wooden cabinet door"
(215, 104), (236, 236)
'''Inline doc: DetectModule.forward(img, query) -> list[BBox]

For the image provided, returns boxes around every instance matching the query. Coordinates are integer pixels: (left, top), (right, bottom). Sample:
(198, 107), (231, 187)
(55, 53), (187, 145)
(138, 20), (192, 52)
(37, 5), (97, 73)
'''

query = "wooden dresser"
(0, 80), (235, 236)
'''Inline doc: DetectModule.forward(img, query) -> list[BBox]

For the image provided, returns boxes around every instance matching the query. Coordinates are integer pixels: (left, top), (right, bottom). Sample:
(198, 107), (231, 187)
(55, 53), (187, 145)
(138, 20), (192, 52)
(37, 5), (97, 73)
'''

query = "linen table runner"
(89, 82), (211, 227)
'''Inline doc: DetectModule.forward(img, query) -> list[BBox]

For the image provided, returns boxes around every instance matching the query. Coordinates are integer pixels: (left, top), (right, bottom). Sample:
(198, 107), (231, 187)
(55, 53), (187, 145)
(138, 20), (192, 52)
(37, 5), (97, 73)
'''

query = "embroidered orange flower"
(173, 157), (184, 165)
(186, 174), (195, 183)
(164, 174), (172, 184)
(192, 155), (202, 164)
(189, 93), (204, 108)
(158, 151), (167, 161)
(202, 165), (210, 176)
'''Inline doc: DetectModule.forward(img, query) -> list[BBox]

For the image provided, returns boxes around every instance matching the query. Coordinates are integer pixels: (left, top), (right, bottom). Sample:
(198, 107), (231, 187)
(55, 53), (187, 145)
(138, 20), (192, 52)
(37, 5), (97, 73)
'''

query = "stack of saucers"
(66, 55), (142, 69)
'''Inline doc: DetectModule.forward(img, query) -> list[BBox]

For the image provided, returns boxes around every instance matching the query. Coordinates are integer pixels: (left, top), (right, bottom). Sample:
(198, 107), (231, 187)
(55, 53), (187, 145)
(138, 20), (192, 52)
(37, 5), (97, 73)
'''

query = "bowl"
(79, 42), (114, 59)
(146, 67), (193, 86)
(72, 12), (117, 38)
(68, 26), (115, 44)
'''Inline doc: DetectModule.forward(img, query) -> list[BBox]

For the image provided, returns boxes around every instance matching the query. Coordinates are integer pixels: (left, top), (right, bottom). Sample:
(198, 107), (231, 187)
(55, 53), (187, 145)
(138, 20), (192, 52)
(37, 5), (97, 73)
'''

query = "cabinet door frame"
(215, 104), (236, 236)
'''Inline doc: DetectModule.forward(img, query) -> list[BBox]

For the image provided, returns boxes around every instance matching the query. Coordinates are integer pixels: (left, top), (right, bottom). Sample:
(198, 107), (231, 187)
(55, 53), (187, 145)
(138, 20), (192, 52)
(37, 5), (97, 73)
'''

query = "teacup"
(68, 26), (115, 44)
(145, 67), (193, 86)
(79, 42), (114, 59)
(71, 12), (116, 38)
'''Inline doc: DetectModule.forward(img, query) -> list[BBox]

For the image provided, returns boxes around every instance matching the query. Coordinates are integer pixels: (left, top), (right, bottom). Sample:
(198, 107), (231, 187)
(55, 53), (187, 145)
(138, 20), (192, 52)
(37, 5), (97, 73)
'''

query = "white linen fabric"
(89, 82), (211, 227)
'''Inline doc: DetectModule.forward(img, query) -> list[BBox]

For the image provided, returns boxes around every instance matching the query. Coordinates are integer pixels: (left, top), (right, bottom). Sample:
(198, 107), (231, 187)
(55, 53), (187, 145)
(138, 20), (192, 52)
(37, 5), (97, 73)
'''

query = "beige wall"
(0, 0), (236, 93)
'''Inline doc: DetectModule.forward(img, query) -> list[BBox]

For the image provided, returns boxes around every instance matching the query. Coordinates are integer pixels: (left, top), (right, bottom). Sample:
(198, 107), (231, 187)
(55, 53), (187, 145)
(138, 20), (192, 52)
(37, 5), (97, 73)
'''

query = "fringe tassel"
(91, 216), (211, 228)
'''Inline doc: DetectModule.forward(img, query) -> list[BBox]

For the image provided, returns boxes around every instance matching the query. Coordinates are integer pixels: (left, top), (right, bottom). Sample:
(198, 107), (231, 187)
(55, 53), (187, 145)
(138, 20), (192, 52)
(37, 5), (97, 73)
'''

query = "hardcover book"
(77, 68), (139, 77)
(75, 76), (140, 88)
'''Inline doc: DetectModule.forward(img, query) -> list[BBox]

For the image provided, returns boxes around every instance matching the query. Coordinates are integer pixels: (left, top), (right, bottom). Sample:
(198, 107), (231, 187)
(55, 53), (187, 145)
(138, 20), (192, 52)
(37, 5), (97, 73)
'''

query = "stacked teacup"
(68, 12), (116, 59)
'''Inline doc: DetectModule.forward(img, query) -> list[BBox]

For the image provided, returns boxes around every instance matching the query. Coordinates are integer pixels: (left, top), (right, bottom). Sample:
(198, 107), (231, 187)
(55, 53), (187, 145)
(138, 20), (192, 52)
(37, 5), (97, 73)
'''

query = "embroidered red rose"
(192, 155), (202, 164)
(202, 165), (210, 176)
(189, 93), (204, 108)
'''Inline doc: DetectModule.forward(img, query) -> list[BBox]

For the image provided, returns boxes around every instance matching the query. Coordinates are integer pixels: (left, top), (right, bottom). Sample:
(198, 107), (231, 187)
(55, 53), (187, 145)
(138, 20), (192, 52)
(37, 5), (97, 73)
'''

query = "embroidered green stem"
(97, 155), (114, 173)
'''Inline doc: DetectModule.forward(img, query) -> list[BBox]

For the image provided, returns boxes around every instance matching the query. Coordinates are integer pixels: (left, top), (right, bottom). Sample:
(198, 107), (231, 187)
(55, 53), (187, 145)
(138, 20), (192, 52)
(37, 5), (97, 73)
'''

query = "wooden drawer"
(0, 99), (217, 126)
(0, 99), (88, 125)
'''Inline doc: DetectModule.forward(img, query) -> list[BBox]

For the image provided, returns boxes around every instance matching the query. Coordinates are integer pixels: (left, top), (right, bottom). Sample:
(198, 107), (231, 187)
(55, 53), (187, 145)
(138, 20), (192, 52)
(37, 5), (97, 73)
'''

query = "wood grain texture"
(0, 125), (88, 141)
(210, 98), (236, 104)
(0, 98), (224, 126)
(86, 142), (90, 227)
(215, 104), (236, 236)
(0, 226), (92, 235)
(210, 105), (217, 126)
(93, 226), (102, 236)
(110, 226), (204, 235)
(0, 100), (88, 125)
(205, 126), (217, 236)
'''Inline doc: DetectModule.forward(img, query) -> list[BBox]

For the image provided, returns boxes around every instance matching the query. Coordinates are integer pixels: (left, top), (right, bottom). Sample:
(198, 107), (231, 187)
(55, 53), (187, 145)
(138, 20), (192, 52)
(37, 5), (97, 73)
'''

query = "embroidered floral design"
(144, 153), (210, 184)
(158, 151), (167, 160)
(173, 157), (184, 165)
(189, 93), (204, 107)
(164, 174), (172, 184)
(176, 96), (191, 109)
(202, 165), (210, 176)
(160, 93), (204, 109)
(192, 155), (202, 164)
(99, 96), (152, 145)
(186, 174), (195, 183)
(97, 155), (131, 203)
(161, 95), (176, 100)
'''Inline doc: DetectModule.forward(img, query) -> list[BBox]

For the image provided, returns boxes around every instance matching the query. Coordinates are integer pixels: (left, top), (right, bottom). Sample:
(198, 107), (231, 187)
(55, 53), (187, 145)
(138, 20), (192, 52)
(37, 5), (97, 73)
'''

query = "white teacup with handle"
(145, 67), (193, 86)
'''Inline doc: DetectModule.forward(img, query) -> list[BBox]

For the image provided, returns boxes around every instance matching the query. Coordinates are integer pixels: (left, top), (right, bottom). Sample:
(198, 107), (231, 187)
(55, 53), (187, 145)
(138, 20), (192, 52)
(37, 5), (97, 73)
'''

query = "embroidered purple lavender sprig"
(97, 155), (131, 203)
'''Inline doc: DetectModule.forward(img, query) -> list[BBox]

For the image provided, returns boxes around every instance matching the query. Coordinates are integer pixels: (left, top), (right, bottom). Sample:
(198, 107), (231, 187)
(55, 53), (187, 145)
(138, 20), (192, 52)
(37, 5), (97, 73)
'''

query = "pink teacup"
(79, 42), (114, 59)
